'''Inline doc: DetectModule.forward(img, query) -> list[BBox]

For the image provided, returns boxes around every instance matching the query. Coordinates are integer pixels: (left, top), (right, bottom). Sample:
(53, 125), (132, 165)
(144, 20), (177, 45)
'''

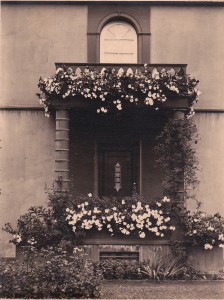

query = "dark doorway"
(99, 144), (139, 197)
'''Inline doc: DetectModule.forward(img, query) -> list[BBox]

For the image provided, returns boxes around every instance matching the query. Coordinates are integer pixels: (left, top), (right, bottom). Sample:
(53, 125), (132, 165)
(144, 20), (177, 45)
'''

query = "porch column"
(55, 109), (70, 192)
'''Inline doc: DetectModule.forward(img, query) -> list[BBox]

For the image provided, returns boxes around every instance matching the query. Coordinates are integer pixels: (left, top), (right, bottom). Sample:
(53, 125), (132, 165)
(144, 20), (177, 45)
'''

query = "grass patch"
(101, 280), (224, 299)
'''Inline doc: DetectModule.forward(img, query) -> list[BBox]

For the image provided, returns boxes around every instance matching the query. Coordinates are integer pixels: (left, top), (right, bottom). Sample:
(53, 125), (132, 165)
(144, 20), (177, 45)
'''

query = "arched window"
(100, 21), (137, 63)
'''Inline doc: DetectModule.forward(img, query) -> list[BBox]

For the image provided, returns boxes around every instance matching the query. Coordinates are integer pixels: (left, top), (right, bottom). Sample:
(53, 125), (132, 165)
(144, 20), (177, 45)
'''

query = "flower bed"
(65, 195), (175, 240)
(3, 192), (224, 251)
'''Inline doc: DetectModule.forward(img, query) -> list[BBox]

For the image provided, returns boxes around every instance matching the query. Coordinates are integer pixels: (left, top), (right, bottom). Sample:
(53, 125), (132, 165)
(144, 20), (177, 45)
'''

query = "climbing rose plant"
(37, 64), (200, 117)
(183, 210), (224, 250)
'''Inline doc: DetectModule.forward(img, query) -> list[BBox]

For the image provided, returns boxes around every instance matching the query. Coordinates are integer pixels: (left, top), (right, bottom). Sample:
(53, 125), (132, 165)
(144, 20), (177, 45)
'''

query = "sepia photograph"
(0, 0), (224, 298)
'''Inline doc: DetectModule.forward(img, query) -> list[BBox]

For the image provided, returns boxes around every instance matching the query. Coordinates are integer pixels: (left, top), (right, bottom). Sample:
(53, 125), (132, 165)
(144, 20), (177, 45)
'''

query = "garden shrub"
(94, 259), (144, 280)
(0, 245), (101, 298)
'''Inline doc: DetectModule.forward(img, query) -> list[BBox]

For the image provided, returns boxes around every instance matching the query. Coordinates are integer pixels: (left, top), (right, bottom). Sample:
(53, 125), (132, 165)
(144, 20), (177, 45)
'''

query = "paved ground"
(100, 280), (224, 299)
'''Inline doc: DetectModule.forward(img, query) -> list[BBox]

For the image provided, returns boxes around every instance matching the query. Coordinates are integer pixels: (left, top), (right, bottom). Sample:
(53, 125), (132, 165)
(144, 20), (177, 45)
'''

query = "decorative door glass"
(100, 151), (134, 197)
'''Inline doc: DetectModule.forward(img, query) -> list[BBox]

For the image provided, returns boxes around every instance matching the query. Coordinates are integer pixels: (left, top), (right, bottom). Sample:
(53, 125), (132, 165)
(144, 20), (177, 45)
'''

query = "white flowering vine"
(37, 65), (200, 117)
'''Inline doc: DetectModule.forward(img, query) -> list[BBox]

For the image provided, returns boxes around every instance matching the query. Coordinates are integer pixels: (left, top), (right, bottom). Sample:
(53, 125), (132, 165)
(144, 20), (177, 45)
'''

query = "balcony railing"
(55, 63), (187, 77)
(50, 63), (195, 112)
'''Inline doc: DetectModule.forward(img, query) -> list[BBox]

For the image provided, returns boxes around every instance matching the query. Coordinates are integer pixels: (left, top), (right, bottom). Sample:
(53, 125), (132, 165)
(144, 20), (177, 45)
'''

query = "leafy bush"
(0, 245), (101, 298)
(94, 259), (143, 280)
(184, 210), (224, 250)
(3, 191), (86, 249)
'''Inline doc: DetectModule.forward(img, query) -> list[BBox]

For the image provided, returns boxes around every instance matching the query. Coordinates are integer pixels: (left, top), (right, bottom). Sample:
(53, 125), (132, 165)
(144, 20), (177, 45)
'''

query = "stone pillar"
(55, 110), (70, 192)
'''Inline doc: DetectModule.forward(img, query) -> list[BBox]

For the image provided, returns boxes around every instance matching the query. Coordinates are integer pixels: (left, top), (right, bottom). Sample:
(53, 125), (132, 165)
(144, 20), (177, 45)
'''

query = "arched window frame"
(87, 7), (151, 63)
(100, 20), (138, 63)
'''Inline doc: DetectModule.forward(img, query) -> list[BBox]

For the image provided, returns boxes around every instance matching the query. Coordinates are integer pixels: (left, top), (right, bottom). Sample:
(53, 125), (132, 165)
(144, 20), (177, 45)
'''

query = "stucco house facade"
(1, 0), (224, 272)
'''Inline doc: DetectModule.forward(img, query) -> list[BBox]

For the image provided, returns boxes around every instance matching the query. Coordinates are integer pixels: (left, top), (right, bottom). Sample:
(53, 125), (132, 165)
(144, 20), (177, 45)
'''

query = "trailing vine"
(154, 118), (199, 203)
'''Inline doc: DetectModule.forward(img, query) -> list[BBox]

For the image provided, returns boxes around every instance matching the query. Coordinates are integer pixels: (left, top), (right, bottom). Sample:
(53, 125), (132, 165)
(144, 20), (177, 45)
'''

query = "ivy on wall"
(154, 118), (199, 203)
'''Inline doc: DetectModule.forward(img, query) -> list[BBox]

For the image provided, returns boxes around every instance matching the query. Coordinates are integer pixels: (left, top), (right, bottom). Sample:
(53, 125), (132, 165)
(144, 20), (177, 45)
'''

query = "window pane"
(100, 21), (137, 63)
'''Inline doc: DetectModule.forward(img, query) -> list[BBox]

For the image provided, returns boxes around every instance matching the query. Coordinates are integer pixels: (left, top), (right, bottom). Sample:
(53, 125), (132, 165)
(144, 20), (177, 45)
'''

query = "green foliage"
(94, 259), (143, 280)
(0, 245), (101, 298)
(184, 209), (224, 249)
(155, 118), (199, 202)
(140, 253), (189, 280)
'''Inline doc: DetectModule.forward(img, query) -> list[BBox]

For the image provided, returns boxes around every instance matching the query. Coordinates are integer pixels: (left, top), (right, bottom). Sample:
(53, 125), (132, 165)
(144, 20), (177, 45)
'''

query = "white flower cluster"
(27, 237), (37, 245)
(204, 243), (213, 250)
(38, 65), (200, 117)
(13, 234), (22, 244)
(187, 211), (224, 250)
(65, 196), (174, 239)
(218, 234), (224, 248)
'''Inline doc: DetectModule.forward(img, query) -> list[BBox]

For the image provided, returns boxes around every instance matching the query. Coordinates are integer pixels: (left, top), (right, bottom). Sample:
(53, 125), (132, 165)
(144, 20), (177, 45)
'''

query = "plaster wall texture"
(150, 6), (224, 109)
(187, 112), (224, 215)
(1, 3), (224, 256)
(1, 4), (224, 109)
(0, 111), (55, 256)
(1, 4), (87, 107)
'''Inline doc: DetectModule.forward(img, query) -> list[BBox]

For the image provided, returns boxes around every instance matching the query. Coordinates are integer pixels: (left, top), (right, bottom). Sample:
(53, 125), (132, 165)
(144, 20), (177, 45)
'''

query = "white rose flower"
(169, 226), (176, 231)
(218, 234), (224, 241)
(204, 243), (213, 250)
(207, 226), (214, 231)
(139, 232), (146, 238)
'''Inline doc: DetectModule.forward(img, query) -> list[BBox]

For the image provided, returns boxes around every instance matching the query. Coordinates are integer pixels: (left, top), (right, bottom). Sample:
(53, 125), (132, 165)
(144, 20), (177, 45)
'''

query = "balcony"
(41, 63), (197, 112)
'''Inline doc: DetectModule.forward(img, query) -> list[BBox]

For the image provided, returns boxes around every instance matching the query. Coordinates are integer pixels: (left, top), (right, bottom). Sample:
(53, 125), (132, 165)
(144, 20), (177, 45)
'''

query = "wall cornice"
(2, 0), (224, 6)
